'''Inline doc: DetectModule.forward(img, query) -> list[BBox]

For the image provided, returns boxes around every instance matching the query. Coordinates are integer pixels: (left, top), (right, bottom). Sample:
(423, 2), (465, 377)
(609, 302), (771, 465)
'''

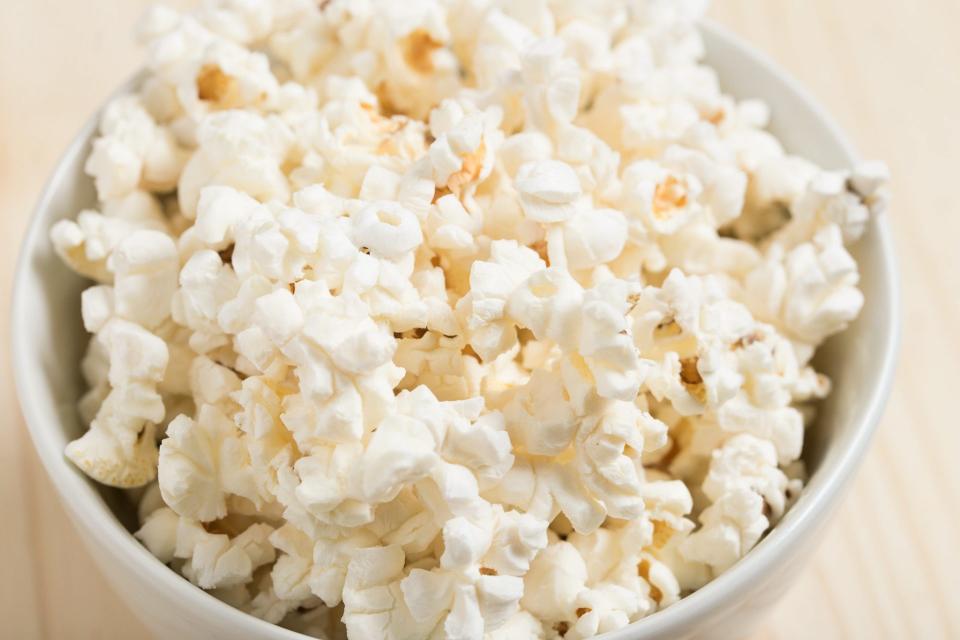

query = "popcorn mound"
(51, 1), (890, 638)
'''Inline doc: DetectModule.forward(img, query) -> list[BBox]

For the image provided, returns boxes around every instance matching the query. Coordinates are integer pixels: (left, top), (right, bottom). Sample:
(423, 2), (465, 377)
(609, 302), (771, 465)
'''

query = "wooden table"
(2, 1), (957, 638)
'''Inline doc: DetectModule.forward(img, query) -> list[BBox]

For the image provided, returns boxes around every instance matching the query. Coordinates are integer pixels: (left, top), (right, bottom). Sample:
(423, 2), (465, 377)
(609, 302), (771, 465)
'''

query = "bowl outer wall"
(11, 19), (901, 640)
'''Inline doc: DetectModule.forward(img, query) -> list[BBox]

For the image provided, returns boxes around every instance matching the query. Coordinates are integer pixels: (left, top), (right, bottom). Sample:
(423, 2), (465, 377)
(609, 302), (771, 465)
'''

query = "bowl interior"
(13, 20), (898, 639)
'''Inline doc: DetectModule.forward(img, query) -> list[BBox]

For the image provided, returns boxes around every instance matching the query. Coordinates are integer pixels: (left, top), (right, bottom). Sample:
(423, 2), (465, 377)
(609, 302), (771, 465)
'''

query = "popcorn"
(716, 395), (804, 466)
(427, 99), (502, 195)
(279, 387), (511, 534)
(365, 488), (440, 558)
(556, 518), (686, 636)
(267, 524), (323, 604)
(189, 355), (242, 409)
(776, 164), (891, 247)
(734, 154), (817, 241)
(503, 370), (577, 456)
(701, 434), (792, 521)
(394, 331), (480, 401)
(158, 404), (263, 522)
(134, 503), (181, 563)
(743, 224), (864, 347)
(515, 160), (582, 223)
(456, 239), (546, 361)
(485, 509), (550, 576)
(521, 38), (582, 137)
(524, 542), (583, 616)
(341, 545), (434, 640)
(178, 111), (293, 218)
(65, 318), (169, 488)
(620, 159), (703, 236)
(487, 610), (545, 640)
(86, 95), (188, 200)
(171, 249), (240, 351)
(51, 191), (170, 282)
(192, 185), (261, 250)
(81, 286), (115, 334)
(110, 230), (179, 329)
(195, 0), (280, 45)
(398, 511), (544, 637)
(136, 507), (276, 589)
(350, 200), (424, 260)
(54, 1), (888, 637)
(561, 208), (628, 271)
(679, 487), (768, 573)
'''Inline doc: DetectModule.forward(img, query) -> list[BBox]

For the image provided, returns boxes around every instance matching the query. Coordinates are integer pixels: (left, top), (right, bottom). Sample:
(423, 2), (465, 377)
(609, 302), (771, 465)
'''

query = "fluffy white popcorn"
(515, 160), (583, 223)
(486, 609), (545, 640)
(86, 95), (188, 199)
(110, 230), (179, 328)
(178, 111), (293, 218)
(192, 185), (261, 250)
(743, 224), (864, 347)
(716, 393), (805, 466)
(64, 388), (164, 489)
(54, 1), (889, 637)
(620, 159), (703, 237)
(427, 99), (502, 196)
(363, 487), (440, 559)
(496, 392), (669, 535)
(65, 318), (169, 488)
(265, 523), (376, 609)
(521, 540), (588, 623)
(398, 510), (546, 637)
(350, 200), (424, 260)
(456, 239), (546, 361)
(278, 387), (512, 533)
(484, 509), (550, 576)
(195, 0), (280, 44)
(394, 331), (480, 401)
(561, 208), (628, 271)
(679, 487), (768, 573)
(51, 191), (170, 282)
(776, 164), (891, 247)
(701, 434), (792, 521)
(158, 404), (265, 522)
(171, 249), (240, 352)
(565, 527), (652, 619)
(521, 38), (582, 137)
(81, 285), (116, 334)
(136, 506), (276, 589)
(341, 545), (436, 640)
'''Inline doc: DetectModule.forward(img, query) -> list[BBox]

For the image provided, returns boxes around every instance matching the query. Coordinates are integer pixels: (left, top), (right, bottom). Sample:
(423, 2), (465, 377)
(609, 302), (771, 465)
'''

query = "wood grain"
(1, 1), (957, 638)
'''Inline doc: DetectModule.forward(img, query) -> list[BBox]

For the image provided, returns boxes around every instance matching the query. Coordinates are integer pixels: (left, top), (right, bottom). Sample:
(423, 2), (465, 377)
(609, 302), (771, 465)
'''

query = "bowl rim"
(11, 18), (901, 640)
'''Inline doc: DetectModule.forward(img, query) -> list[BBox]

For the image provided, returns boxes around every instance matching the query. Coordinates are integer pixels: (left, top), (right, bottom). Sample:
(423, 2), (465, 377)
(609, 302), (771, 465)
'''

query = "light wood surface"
(2, 1), (957, 638)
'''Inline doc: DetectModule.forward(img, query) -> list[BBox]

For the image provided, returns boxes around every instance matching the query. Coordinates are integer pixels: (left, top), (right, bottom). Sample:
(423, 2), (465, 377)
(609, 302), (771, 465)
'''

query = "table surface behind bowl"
(2, 1), (959, 638)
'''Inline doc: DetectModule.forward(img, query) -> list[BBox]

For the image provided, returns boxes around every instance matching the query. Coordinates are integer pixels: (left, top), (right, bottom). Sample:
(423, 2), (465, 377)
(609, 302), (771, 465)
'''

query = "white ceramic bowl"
(12, 21), (900, 640)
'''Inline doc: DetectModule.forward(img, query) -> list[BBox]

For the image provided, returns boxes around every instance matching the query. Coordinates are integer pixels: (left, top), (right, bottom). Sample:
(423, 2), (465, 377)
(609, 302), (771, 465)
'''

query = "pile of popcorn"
(51, 0), (890, 638)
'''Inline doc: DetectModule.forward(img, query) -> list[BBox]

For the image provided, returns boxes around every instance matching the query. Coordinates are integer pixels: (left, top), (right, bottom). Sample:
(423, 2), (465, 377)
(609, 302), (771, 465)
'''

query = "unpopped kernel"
(53, 1), (889, 638)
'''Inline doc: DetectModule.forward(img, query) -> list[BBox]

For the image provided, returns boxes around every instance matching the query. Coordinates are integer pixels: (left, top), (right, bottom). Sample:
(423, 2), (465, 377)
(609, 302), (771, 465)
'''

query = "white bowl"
(12, 20), (900, 640)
